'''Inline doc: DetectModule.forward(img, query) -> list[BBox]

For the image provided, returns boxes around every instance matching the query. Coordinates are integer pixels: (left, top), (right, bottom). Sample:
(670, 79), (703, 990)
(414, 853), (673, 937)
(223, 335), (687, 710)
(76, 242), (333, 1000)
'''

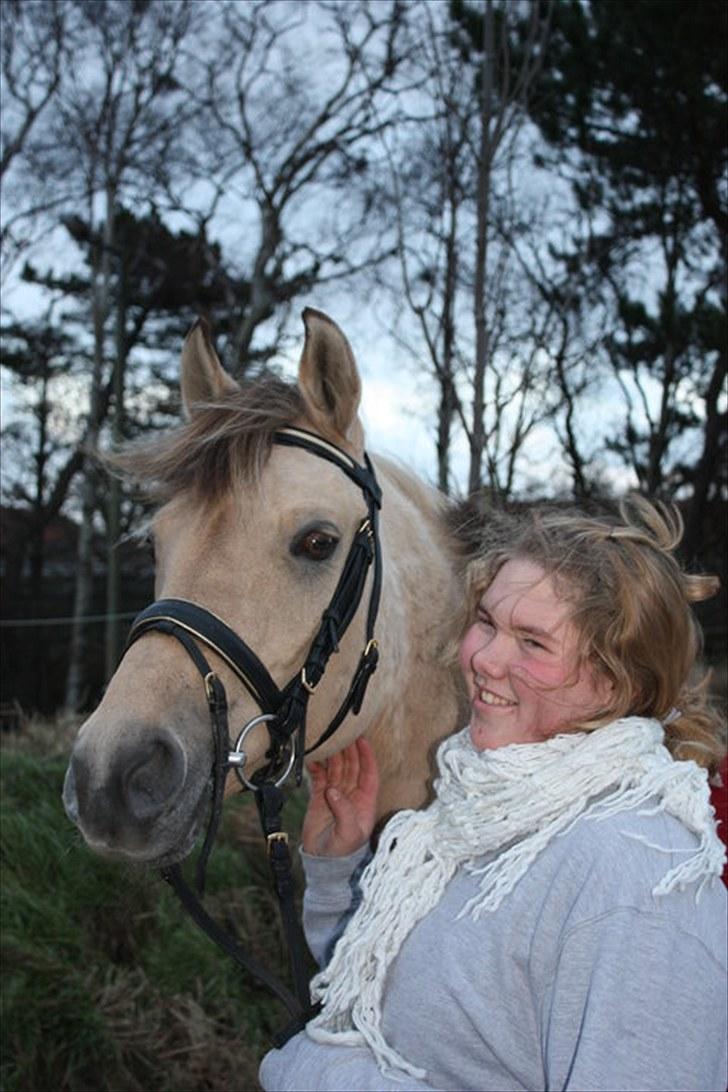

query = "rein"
(122, 426), (383, 1043)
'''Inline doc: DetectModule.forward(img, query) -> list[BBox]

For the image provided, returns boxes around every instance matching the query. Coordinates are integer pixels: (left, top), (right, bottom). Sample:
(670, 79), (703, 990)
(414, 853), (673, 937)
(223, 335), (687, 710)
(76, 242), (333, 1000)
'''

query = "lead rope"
(254, 781), (322, 1039)
(163, 865), (316, 1043)
(156, 624), (318, 1041)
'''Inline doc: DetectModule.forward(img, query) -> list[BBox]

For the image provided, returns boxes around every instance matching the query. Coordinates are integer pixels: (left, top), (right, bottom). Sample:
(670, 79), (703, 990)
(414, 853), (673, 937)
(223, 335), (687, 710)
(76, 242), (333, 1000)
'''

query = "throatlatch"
(123, 427), (383, 1042)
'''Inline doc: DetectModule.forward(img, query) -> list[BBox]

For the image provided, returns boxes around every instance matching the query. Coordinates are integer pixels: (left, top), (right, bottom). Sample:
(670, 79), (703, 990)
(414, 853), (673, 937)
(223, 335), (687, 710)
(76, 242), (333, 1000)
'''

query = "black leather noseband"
(121, 426), (383, 1039)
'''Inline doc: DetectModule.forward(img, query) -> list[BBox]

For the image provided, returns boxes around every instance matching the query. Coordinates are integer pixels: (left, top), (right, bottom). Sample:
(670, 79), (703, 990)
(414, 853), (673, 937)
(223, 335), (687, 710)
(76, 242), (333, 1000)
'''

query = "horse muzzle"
(63, 723), (205, 862)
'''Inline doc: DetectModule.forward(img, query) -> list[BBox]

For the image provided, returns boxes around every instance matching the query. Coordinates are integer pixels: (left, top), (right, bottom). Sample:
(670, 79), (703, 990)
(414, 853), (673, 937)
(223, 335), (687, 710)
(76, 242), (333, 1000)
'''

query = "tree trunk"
(232, 204), (280, 371)
(469, 0), (494, 497)
(65, 185), (114, 712)
(683, 349), (727, 564)
(28, 366), (51, 706)
(104, 245), (127, 680)
(437, 169), (460, 495)
(553, 317), (591, 499)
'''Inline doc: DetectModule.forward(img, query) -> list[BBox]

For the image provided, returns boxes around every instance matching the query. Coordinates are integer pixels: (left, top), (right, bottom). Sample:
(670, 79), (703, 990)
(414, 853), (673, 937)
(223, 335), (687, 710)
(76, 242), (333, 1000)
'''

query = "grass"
(1, 721), (312, 1092)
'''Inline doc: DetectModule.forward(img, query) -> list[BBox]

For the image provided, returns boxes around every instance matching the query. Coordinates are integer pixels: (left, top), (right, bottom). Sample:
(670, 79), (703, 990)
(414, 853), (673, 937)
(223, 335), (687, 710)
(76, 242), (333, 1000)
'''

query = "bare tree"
(175, 0), (410, 372)
(468, 0), (552, 494)
(9, 0), (200, 710)
(379, 8), (471, 493)
(3, 0), (412, 709)
(506, 213), (613, 499)
(0, 0), (67, 178)
(380, 1), (555, 498)
(0, 0), (73, 280)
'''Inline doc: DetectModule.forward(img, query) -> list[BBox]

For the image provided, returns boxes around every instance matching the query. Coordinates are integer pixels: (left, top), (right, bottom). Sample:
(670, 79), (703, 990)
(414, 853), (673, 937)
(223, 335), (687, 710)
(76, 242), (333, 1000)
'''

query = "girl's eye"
(291, 529), (339, 562)
(523, 637), (546, 652)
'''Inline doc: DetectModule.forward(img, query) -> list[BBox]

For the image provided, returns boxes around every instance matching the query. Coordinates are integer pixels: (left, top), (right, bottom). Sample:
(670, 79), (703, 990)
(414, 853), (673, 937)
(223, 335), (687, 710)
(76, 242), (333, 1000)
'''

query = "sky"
(1, 0), (687, 505)
(0, 258), (445, 479)
(0, 249), (640, 503)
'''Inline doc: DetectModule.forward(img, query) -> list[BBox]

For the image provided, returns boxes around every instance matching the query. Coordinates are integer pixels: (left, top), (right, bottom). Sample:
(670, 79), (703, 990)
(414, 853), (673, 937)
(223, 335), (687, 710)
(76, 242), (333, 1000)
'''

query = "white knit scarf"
(306, 717), (725, 1080)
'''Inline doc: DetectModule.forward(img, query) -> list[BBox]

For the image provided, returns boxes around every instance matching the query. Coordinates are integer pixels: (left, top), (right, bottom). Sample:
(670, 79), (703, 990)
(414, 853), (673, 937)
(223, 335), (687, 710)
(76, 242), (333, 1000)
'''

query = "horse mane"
(105, 368), (498, 570)
(105, 376), (305, 500)
(374, 456), (450, 520)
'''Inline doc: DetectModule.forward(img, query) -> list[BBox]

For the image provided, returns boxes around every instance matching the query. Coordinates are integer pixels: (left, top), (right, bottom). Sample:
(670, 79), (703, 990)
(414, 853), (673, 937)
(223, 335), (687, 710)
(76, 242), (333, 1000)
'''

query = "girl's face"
(459, 559), (612, 752)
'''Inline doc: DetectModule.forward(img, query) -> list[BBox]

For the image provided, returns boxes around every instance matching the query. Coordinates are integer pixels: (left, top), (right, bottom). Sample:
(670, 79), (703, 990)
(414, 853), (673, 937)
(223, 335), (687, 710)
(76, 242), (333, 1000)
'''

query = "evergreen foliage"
(525, 0), (726, 544)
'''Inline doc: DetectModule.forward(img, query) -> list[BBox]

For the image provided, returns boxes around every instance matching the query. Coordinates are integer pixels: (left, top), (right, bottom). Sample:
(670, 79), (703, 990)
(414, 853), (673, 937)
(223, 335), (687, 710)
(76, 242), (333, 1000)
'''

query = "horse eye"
(292, 529), (339, 562)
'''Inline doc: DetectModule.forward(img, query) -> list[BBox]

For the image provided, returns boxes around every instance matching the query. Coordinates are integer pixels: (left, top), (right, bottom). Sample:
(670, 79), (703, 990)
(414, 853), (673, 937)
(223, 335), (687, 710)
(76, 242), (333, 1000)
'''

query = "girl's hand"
(301, 737), (379, 857)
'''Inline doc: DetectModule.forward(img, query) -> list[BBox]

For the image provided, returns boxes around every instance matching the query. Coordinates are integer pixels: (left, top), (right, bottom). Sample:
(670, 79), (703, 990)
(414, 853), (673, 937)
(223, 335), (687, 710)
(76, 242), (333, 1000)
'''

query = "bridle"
(122, 425), (383, 1041)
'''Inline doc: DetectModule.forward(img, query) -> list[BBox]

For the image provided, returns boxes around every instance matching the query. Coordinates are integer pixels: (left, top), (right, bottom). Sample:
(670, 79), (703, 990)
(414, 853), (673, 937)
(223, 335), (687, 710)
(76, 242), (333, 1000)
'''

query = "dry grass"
(1, 719), (310, 1092)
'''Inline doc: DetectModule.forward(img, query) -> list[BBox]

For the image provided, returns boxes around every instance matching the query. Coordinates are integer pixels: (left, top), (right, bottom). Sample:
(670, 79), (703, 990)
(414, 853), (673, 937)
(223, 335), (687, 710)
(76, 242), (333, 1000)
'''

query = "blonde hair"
(463, 497), (724, 774)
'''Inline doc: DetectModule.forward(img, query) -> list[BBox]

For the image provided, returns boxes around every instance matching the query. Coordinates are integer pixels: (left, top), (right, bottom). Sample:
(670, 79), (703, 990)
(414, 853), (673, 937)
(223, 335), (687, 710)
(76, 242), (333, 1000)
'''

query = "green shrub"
(1, 741), (310, 1091)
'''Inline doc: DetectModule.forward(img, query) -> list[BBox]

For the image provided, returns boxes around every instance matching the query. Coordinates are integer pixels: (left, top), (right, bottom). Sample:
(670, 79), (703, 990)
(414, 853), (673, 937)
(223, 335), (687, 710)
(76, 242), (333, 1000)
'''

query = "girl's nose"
(471, 633), (509, 678)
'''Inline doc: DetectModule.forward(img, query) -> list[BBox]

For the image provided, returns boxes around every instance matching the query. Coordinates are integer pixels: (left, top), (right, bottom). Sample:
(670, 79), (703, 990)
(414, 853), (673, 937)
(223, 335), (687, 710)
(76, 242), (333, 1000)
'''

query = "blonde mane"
(107, 376), (305, 500)
(375, 456), (451, 519)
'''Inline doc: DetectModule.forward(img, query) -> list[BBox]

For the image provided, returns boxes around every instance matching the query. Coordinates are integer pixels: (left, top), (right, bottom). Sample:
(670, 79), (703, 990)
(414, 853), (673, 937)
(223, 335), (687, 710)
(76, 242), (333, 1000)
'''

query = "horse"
(63, 309), (467, 868)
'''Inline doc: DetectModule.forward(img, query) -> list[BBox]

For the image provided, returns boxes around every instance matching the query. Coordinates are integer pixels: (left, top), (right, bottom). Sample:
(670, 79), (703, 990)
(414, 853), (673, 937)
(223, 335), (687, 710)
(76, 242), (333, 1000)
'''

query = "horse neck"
(366, 459), (466, 819)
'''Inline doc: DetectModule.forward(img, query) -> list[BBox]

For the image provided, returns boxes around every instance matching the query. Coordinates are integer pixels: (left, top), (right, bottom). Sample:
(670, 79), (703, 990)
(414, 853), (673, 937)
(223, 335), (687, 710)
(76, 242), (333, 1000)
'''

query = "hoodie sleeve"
(300, 845), (372, 967)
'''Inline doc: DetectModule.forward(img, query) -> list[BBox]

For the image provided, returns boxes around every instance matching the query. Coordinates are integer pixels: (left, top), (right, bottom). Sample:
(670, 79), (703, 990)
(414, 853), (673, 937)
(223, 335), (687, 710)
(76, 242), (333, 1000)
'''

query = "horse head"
(63, 309), (464, 866)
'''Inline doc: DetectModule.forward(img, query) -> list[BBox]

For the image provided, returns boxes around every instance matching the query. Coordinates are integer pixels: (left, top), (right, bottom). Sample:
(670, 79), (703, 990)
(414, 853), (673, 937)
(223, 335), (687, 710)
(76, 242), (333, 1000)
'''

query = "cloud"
(359, 372), (439, 481)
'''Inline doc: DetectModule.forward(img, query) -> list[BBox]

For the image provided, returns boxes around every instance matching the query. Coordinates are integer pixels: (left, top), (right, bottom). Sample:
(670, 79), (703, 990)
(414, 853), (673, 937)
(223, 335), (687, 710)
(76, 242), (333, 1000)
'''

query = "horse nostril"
(121, 734), (187, 821)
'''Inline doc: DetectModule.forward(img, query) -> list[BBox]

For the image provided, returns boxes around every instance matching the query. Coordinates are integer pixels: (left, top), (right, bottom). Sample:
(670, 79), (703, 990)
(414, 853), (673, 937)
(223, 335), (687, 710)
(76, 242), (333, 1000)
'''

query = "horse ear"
(180, 319), (238, 417)
(297, 308), (364, 447)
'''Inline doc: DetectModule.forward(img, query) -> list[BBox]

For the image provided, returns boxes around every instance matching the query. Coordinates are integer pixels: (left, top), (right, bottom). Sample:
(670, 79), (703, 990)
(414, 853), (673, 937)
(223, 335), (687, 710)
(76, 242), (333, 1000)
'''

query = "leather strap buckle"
(300, 666), (318, 694)
(267, 831), (289, 854)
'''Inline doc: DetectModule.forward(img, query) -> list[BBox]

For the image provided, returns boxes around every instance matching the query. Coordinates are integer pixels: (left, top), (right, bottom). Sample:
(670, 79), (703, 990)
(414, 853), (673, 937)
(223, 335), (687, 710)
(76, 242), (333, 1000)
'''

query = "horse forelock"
(105, 375), (305, 501)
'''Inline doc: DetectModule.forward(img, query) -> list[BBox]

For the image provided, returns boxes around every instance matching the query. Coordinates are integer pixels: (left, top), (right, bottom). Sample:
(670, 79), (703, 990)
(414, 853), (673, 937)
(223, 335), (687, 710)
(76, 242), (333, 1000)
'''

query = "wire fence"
(0, 612), (138, 628)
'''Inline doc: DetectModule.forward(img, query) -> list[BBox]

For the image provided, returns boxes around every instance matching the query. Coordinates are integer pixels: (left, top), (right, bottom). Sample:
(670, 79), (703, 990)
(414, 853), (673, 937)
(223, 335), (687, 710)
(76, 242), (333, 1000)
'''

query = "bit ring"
(228, 713), (296, 790)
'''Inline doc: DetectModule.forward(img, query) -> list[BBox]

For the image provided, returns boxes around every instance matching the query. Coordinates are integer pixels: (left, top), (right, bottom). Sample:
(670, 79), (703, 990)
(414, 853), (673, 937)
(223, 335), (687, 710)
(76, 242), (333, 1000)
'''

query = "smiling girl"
(260, 498), (727, 1092)
(461, 556), (614, 750)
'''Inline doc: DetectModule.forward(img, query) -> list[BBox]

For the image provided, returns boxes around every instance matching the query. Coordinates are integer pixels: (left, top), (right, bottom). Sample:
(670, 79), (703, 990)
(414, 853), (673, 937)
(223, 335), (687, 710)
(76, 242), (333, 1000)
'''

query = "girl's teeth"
(479, 689), (514, 706)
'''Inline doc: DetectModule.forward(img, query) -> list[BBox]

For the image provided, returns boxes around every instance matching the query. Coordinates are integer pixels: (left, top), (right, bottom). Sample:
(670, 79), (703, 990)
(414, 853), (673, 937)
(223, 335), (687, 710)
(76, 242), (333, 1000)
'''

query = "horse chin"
(84, 816), (205, 870)
(144, 828), (202, 871)
(69, 773), (212, 871)
(152, 786), (211, 868)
